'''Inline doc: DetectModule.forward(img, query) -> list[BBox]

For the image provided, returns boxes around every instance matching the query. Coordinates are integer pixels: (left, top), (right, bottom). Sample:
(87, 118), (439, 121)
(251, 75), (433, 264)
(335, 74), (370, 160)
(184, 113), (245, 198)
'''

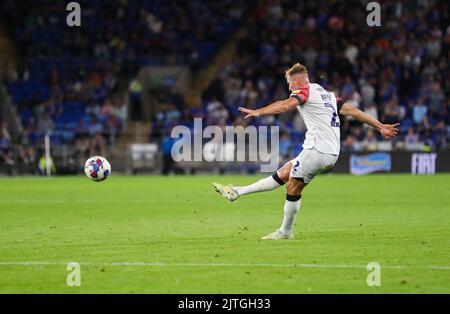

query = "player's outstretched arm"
(339, 103), (399, 139)
(238, 98), (298, 119)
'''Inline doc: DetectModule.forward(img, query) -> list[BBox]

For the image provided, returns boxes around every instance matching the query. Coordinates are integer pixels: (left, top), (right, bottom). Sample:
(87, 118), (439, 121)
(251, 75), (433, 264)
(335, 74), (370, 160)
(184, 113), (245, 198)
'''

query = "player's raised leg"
(234, 162), (292, 196)
(213, 162), (292, 202)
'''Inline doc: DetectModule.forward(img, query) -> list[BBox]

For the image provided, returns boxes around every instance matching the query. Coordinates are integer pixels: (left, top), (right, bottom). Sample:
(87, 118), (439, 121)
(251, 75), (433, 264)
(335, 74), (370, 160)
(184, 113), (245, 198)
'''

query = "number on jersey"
(324, 102), (340, 127)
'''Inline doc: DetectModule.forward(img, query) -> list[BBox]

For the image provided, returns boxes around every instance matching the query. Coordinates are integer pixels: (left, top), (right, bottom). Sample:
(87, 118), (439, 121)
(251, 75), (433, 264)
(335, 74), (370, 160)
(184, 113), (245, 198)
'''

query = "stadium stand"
(0, 0), (249, 173)
(207, 0), (450, 157)
(0, 0), (448, 174)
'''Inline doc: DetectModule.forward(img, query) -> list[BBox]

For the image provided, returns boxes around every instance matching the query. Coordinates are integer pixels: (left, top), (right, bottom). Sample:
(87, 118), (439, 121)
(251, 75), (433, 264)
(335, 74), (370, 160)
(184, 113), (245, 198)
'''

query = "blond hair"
(285, 63), (308, 78)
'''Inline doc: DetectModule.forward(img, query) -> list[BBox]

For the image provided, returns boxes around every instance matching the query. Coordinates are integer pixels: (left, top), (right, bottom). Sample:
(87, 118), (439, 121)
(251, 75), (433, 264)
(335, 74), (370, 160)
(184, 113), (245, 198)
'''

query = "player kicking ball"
(213, 63), (399, 240)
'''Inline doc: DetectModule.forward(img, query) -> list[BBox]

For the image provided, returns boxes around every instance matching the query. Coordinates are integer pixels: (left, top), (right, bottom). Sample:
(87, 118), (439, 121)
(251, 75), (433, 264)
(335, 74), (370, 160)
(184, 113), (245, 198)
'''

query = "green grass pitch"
(0, 174), (449, 293)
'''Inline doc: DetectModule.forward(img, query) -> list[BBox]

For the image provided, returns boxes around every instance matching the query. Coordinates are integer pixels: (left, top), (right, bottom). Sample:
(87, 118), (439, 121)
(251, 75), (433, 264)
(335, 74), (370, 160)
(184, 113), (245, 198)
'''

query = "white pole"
(44, 132), (51, 176)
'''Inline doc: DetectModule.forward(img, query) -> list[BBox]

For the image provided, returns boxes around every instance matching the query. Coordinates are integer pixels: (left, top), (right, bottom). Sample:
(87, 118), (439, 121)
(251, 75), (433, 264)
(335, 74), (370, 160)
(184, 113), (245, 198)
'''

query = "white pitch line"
(0, 261), (449, 270)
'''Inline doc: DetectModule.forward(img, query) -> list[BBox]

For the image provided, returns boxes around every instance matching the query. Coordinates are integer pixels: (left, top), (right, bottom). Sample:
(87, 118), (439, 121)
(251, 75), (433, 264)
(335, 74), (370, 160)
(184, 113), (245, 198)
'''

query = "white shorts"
(289, 148), (339, 184)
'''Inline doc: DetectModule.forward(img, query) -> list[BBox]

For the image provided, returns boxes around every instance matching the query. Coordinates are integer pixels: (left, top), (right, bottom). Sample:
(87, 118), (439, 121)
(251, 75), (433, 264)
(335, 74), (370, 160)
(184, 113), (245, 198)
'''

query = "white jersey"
(290, 83), (341, 155)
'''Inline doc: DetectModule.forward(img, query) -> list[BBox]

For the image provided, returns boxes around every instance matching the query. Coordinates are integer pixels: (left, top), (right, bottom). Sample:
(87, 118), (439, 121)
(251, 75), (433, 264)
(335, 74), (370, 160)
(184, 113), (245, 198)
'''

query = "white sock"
(235, 174), (284, 196)
(279, 194), (301, 236)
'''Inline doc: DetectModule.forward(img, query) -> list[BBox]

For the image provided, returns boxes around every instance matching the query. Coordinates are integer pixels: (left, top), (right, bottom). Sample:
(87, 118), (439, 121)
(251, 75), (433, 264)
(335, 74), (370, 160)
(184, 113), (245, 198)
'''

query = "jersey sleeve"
(290, 85), (310, 105)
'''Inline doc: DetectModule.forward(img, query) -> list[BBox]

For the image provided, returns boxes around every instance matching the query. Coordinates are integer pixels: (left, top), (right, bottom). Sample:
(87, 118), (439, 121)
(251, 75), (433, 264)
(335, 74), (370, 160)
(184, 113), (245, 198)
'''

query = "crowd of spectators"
(0, 0), (249, 172)
(3, 59), (127, 171)
(197, 0), (450, 156)
(3, 0), (248, 71)
(1, 0), (449, 173)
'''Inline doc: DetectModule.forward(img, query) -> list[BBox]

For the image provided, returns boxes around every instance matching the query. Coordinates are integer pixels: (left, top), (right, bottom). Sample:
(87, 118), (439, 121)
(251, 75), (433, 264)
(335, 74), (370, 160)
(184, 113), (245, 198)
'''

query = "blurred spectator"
(88, 117), (104, 136)
(364, 103), (379, 122)
(113, 96), (128, 124)
(279, 132), (291, 159)
(239, 80), (258, 108)
(362, 129), (378, 151)
(145, 11), (163, 34)
(0, 121), (14, 167)
(405, 127), (419, 144)
(382, 100), (404, 125)
(165, 104), (182, 125)
(429, 83), (445, 119)
(361, 79), (376, 106)
(342, 135), (361, 152)
(206, 98), (229, 125)
(345, 43), (358, 65)
(73, 136), (90, 166)
(89, 134), (107, 157)
(413, 97), (428, 126)
(0, 121), (11, 142)
(18, 126), (37, 164)
(129, 78), (143, 121)
(37, 150), (56, 175)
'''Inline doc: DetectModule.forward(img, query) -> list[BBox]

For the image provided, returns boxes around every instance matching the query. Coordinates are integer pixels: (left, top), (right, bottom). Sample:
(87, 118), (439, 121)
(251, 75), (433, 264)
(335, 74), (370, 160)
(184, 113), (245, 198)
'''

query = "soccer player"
(213, 63), (399, 240)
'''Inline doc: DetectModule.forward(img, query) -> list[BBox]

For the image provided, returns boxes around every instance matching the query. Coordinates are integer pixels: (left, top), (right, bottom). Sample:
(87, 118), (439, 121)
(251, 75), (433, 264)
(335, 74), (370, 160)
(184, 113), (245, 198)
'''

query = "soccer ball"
(84, 156), (111, 181)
